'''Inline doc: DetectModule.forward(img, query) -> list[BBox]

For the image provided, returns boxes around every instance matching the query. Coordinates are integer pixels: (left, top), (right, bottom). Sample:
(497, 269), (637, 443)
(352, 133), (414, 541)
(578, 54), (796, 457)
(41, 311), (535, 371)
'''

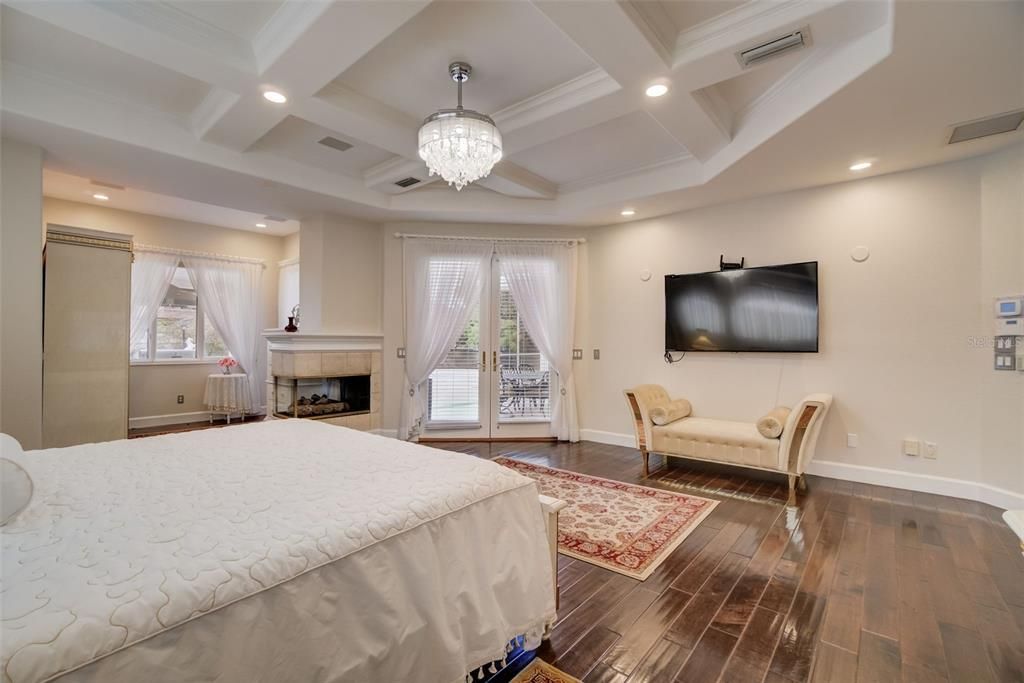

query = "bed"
(0, 420), (558, 683)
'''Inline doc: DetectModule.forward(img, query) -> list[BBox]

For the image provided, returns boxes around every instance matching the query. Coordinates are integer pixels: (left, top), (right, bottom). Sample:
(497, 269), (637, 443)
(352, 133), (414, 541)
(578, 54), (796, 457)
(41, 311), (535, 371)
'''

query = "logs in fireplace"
(273, 374), (371, 420)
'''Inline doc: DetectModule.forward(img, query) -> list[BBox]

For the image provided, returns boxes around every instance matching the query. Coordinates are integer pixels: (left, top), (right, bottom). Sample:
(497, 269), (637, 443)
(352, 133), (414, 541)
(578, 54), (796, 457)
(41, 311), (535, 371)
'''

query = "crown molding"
(673, 0), (837, 65)
(96, 1), (254, 67)
(251, 0), (332, 75)
(559, 153), (695, 194)
(493, 69), (620, 133)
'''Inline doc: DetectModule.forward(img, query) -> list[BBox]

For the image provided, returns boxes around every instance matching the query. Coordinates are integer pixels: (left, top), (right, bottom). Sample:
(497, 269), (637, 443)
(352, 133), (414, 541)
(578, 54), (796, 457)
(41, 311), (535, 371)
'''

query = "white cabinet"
(43, 225), (131, 447)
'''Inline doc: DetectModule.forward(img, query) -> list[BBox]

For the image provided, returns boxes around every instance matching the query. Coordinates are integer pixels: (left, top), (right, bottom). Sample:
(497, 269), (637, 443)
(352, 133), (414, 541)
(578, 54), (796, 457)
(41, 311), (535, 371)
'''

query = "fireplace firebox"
(273, 374), (371, 420)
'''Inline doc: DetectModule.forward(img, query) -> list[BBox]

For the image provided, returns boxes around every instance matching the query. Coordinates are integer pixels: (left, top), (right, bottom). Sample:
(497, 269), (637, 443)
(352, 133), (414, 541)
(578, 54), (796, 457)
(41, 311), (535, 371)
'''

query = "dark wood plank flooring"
(434, 440), (1024, 683)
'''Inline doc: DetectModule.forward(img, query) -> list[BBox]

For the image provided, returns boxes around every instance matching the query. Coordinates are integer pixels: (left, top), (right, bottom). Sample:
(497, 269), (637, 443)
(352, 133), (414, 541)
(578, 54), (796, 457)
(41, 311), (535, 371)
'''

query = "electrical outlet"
(572, 349), (583, 360)
(176, 394), (184, 404)
(593, 349), (601, 360)
(396, 347), (406, 359)
(923, 441), (937, 459)
(902, 439), (920, 457)
(847, 433), (858, 448)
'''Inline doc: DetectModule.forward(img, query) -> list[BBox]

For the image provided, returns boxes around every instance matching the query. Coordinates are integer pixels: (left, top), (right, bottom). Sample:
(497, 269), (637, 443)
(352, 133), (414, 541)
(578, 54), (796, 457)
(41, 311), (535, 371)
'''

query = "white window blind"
(427, 259), (481, 423)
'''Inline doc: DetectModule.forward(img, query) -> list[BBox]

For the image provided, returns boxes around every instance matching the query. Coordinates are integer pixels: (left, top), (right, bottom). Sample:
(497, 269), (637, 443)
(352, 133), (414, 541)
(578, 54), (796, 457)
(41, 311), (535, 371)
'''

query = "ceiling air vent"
(394, 177), (421, 188)
(317, 136), (353, 152)
(948, 109), (1024, 144)
(738, 30), (805, 68)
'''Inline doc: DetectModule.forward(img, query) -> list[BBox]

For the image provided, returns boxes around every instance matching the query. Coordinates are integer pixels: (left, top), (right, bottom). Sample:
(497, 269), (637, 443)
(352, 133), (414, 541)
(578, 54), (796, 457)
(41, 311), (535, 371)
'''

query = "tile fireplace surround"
(263, 331), (382, 432)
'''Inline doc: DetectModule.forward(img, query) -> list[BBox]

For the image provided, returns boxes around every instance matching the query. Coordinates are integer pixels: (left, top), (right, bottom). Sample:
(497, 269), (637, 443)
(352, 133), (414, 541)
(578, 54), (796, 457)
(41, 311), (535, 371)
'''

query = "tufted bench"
(624, 384), (833, 504)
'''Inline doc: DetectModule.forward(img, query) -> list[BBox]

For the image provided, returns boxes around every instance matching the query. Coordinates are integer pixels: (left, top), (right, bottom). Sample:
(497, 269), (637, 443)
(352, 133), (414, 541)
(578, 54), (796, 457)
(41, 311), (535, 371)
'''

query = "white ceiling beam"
(3, 1), (255, 90)
(198, 0), (432, 152)
(477, 163), (558, 199)
(531, 0), (731, 162)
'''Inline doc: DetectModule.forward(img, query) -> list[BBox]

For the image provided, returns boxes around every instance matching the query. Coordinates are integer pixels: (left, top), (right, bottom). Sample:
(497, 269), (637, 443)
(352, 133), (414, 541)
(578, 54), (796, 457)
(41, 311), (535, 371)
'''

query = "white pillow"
(1, 433), (33, 526)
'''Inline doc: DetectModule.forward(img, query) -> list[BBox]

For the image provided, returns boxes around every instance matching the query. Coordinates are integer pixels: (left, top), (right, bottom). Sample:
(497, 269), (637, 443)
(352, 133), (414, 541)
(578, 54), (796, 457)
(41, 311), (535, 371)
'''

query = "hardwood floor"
(434, 439), (1024, 683)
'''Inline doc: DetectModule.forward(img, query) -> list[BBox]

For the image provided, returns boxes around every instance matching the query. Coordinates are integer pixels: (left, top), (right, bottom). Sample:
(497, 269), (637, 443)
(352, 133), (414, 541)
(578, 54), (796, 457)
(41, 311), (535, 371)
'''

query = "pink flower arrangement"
(218, 357), (238, 374)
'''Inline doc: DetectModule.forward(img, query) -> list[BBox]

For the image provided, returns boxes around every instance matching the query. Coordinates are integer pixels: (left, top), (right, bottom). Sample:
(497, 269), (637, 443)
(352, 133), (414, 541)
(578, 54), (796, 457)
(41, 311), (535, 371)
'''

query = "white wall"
(0, 138), (44, 448)
(299, 214), (381, 334)
(42, 199), (288, 424)
(579, 146), (1023, 504)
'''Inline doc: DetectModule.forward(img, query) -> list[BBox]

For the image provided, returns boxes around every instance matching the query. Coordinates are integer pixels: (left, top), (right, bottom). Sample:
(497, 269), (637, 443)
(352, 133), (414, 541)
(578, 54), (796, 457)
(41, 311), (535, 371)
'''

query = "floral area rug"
(509, 658), (582, 683)
(494, 458), (718, 580)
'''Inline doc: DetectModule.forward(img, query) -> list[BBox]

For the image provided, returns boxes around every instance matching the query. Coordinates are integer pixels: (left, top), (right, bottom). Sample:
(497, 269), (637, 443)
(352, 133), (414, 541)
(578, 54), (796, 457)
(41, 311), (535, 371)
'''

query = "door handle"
(493, 350), (497, 372)
(481, 350), (486, 372)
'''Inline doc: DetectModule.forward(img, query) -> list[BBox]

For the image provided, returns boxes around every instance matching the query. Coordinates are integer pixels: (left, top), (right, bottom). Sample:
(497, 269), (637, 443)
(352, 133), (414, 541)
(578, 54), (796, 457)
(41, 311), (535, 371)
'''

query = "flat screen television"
(665, 261), (819, 352)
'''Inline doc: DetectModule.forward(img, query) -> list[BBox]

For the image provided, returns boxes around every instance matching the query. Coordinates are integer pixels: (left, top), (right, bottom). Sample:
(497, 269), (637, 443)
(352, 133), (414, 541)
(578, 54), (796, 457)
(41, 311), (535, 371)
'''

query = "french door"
(423, 257), (553, 440)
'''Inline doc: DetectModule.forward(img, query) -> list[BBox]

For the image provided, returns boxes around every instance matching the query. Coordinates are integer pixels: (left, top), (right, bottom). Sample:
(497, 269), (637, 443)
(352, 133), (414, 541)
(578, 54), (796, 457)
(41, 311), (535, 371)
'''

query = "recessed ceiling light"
(645, 83), (669, 98)
(263, 90), (287, 104)
(255, 222), (267, 228)
(92, 193), (110, 201)
(621, 209), (636, 216)
(849, 161), (872, 171)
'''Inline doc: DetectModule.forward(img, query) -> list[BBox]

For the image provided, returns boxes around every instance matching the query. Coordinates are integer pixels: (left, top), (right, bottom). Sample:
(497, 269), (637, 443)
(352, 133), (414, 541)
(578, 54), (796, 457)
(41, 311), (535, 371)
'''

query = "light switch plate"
(396, 347), (406, 359)
(902, 439), (920, 456)
(923, 441), (937, 459)
(572, 349), (583, 360)
(847, 433), (858, 448)
(593, 349), (601, 360)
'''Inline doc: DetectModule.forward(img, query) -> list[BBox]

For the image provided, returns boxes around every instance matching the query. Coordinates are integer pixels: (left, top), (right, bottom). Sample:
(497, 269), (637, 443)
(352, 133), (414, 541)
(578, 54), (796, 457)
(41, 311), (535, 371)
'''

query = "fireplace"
(263, 332), (383, 432)
(273, 374), (371, 420)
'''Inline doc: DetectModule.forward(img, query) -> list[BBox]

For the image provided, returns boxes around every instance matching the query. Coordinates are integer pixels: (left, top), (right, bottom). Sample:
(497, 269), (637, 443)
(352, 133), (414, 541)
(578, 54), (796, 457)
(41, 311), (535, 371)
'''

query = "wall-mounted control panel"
(993, 295), (1022, 372)
(995, 296), (1023, 317)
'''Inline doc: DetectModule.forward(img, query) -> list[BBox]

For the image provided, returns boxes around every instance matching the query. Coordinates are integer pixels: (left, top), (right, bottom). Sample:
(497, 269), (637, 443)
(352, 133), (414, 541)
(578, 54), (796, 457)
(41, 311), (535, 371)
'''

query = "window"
(427, 305), (481, 423)
(497, 275), (551, 420)
(131, 265), (229, 362)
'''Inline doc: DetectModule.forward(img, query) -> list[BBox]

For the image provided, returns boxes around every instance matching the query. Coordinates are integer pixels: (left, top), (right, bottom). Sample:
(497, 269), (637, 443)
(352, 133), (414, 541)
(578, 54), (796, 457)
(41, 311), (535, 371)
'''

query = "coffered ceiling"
(1, 0), (1021, 230)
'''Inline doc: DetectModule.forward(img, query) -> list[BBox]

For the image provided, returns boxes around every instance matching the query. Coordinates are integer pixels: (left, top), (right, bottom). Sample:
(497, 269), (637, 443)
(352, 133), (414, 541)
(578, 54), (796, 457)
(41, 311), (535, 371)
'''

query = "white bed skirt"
(49, 483), (553, 683)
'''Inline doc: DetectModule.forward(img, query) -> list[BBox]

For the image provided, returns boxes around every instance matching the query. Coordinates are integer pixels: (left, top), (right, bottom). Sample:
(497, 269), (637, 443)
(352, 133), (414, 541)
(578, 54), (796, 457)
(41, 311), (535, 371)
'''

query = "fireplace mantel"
(262, 330), (382, 353)
(263, 330), (382, 432)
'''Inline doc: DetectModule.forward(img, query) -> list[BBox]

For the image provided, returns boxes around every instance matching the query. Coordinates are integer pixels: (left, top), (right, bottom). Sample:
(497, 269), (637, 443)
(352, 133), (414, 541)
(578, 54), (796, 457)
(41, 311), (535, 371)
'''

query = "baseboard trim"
(580, 429), (1023, 510)
(579, 429), (635, 448)
(805, 460), (1024, 511)
(129, 410), (265, 429)
(129, 411), (212, 429)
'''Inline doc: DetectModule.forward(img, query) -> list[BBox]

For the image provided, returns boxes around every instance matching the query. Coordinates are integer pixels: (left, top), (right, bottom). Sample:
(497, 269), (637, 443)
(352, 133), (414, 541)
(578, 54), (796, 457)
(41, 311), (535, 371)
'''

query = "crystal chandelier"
(418, 62), (502, 191)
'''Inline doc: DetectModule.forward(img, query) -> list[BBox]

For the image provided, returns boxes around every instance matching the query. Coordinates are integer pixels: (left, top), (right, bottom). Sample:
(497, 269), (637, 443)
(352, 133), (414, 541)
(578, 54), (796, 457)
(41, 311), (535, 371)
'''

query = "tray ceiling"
(1, 0), (1021, 227)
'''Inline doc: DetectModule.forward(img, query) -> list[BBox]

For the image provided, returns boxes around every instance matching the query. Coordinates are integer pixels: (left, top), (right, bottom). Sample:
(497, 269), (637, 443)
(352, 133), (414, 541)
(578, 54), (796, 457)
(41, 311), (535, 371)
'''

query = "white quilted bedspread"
(1, 420), (552, 683)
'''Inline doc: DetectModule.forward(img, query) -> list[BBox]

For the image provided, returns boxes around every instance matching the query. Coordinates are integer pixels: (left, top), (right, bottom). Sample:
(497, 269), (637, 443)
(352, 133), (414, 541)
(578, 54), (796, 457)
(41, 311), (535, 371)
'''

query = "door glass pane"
(498, 275), (551, 421)
(155, 267), (197, 359)
(427, 305), (480, 423)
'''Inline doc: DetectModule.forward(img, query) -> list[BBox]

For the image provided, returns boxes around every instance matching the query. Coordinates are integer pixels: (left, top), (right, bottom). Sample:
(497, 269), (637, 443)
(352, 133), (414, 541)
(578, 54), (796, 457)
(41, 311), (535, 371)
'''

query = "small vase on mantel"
(285, 316), (298, 333)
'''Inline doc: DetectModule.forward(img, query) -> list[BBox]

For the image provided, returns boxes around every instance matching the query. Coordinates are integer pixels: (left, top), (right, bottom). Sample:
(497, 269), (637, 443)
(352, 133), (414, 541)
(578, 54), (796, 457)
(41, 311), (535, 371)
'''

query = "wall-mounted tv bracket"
(720, 255), (745, 271)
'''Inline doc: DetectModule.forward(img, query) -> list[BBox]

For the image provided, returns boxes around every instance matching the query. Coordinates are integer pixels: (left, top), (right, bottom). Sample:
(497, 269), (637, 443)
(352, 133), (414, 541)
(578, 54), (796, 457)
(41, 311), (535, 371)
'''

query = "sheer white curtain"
(399, 239), (492, 441)
(496, 242), (580, 442)
(130, 251), (180, 349)
(183, 258), (265, 409)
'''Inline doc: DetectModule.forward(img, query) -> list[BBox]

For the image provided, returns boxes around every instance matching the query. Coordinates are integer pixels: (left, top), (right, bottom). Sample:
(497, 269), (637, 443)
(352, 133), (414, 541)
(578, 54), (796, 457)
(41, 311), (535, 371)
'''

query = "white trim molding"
(262, 330), (383, 352)
(805, 460), (1024, 512)
(580, 429), (1024, 510)
(129, 411), (213, 429)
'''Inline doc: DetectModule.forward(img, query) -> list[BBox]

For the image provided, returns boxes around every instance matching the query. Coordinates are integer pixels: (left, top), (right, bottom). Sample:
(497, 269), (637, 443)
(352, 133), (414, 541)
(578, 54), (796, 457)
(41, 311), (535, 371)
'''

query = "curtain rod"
(134, 243), (267, 267)
(394, 232), (585, 244)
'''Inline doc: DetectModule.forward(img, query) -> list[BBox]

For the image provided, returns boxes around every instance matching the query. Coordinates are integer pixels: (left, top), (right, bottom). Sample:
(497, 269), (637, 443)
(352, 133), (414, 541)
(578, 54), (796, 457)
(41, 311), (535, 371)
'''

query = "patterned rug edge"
(492, 456), (720, 581)
(509, 658), (582, 683)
